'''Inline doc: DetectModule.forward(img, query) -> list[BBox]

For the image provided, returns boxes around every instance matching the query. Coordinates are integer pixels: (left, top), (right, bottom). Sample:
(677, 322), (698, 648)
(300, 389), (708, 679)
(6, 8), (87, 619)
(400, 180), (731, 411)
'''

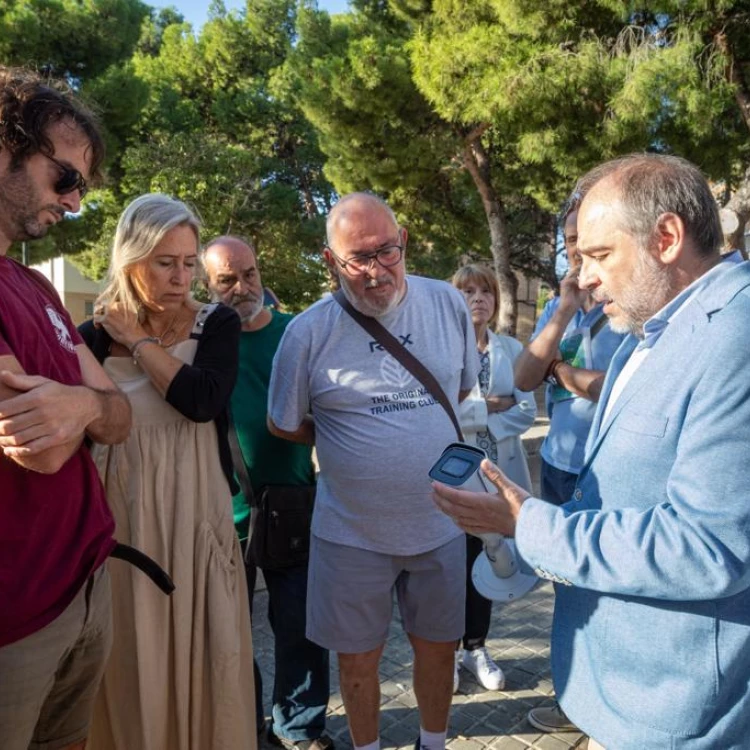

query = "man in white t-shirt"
(268, 193), (479, 750)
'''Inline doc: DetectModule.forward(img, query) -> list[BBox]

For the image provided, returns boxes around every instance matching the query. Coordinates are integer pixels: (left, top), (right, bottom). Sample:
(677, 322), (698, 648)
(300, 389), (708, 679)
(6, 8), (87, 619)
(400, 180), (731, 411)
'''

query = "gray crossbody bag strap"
(333, 289), (464, 442)
(226, 409), (261, 565)
(227, 411), (255, 508)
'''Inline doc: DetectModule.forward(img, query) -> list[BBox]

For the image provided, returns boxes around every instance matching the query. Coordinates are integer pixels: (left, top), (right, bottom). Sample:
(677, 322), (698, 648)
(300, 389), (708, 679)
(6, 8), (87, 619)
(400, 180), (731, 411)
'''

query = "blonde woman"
(450, 263), (536, 693)
(78, 194), (255, 750)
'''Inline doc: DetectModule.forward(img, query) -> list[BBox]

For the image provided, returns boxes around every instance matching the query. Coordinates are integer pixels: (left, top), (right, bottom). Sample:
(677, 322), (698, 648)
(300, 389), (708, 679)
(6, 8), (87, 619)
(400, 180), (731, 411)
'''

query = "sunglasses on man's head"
(41, 152), (88, 199)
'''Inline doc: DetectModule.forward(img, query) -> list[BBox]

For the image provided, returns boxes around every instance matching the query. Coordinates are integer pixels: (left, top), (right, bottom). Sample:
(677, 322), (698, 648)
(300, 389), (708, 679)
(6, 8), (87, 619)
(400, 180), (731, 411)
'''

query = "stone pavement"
(252, 579), (588, 750)
(252, 419), (591, 750)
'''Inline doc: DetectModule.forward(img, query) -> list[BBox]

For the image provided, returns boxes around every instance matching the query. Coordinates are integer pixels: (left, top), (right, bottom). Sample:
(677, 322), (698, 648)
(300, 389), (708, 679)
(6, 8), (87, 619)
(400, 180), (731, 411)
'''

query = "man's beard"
(209, 290), (264, 323)
(231, 293), (264, 323)
(0, 164), (61, 243)
(338, 273), (401, 318)
(605, 249), (678, 337)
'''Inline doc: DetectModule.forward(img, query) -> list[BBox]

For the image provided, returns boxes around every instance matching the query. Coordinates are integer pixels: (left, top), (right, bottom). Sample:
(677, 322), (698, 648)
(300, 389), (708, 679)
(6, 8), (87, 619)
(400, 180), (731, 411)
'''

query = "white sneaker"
(461, 646), (505, 691)
(453, 650), (461, 693)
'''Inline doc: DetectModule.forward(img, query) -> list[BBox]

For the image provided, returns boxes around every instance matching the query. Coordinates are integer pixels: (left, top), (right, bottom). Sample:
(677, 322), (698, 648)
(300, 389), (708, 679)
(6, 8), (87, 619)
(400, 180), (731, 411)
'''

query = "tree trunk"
(461, 125), (518, 335)
(715, 31), (750, 133)
(715, 30), (750, 258)
(298, 168), (319, 219)
(725, 165), (750, 259)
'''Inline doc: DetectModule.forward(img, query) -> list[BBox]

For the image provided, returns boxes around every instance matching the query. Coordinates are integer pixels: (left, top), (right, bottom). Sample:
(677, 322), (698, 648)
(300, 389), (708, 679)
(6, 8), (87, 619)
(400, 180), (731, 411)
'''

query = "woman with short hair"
(450, 263), (537, 694)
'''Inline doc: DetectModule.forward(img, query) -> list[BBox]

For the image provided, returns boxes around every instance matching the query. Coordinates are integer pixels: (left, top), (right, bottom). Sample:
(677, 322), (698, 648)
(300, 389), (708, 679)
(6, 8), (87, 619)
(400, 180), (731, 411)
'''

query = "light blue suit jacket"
(516, 259), (750, 748)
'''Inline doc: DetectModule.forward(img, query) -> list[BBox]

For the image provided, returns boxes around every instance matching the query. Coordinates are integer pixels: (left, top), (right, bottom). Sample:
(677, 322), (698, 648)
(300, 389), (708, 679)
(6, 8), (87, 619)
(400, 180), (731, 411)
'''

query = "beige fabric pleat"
(89, 333), (256, 750)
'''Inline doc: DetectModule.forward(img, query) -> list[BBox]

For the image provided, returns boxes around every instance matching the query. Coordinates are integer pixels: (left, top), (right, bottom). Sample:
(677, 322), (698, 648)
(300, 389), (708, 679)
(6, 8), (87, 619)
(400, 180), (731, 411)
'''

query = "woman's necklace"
(143, 310), (184, 348)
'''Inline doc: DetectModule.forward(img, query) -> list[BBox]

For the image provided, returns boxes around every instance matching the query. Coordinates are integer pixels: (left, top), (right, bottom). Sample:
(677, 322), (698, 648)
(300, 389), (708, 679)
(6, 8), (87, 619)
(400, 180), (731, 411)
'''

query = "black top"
(78, 304), (241, 494)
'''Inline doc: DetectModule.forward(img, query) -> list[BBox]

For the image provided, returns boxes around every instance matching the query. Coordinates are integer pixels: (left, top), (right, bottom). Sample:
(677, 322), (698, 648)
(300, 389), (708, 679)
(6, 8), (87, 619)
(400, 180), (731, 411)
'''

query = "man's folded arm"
(75, 344), (131, 444)
(0, 347), (131, 474)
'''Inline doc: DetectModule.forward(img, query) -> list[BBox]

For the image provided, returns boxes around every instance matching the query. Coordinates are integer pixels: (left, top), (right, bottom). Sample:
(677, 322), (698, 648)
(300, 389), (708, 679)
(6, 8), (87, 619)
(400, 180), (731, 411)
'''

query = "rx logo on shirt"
(368, 334), (413, 353)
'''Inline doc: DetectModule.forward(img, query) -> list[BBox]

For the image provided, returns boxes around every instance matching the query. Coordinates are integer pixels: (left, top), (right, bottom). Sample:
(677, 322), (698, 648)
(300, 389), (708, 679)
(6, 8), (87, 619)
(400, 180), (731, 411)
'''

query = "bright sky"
(152, 0), (350, 29)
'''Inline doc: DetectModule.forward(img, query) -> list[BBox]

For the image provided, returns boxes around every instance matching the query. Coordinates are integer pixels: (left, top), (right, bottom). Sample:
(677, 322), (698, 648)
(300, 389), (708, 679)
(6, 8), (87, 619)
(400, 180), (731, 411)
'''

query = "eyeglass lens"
(44, 153), (88, 198)
(348, 246), (402, 270)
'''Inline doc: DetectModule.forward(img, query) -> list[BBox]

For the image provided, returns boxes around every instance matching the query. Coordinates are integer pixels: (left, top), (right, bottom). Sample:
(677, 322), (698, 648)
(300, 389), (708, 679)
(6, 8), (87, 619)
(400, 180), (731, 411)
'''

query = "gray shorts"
(0, 566), (112, 750)
(306, 534), (465, 653)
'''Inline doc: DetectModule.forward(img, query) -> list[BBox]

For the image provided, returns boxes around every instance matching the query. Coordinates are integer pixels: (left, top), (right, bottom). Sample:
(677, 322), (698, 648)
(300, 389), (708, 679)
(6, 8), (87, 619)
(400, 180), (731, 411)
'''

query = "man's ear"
(653, 212), (685, 265)
(322, 247), (338, 276)
(399, 226), (408, 250)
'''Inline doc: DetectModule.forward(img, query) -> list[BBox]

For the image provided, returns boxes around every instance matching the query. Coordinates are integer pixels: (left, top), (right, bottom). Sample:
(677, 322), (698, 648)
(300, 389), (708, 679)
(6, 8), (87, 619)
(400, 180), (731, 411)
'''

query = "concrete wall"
(31, 257), (101, 326)
(64, 291), (98, 326)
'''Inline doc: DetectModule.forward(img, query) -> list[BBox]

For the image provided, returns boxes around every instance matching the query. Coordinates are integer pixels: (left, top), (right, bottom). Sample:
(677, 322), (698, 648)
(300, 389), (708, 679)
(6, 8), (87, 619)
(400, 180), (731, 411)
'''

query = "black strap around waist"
(110, 543), (175, 595)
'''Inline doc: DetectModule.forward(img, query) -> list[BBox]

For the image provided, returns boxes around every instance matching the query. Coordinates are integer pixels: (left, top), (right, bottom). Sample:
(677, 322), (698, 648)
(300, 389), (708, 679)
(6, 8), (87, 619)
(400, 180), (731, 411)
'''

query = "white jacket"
(459, 330), (537, 491)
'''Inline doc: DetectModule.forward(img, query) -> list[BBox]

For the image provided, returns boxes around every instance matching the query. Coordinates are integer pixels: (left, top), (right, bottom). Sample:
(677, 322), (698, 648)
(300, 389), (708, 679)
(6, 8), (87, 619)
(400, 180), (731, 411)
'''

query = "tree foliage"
(85, 0), (334, 307)
(0, 0), (149, 79)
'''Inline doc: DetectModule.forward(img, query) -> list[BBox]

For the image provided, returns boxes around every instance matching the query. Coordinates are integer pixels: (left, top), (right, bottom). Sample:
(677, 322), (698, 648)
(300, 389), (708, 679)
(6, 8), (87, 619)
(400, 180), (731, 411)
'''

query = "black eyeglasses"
(327, 244), (404, 274)
(41, 152), (88, 199)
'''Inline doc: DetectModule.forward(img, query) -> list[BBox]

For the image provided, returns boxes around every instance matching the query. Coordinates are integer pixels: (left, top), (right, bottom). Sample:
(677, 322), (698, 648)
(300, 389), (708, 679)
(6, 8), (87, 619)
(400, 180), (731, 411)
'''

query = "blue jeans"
(540, 459), (579, 506)
(245, 556), (330, 741)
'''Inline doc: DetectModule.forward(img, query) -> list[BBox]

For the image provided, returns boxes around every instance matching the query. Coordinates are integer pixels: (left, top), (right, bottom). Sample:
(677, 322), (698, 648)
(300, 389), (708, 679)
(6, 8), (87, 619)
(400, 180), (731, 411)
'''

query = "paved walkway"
(252, 580), (588, 750)
(252, 419), (590, 750)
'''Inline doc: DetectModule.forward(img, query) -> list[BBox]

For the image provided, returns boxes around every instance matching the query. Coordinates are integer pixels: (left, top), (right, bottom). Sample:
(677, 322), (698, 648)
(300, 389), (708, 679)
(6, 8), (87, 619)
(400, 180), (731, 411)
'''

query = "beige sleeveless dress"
(89, 315), (256, 750)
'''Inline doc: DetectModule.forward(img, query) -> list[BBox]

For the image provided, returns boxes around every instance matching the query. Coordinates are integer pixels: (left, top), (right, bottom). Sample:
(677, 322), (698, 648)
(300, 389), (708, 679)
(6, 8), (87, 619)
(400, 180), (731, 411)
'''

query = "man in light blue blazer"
(432, 153), (750, 749)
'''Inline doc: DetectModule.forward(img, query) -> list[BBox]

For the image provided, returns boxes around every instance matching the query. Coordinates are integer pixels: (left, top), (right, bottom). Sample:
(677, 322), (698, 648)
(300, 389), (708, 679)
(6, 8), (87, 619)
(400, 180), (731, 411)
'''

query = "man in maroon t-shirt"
(0, 68), (132, 750)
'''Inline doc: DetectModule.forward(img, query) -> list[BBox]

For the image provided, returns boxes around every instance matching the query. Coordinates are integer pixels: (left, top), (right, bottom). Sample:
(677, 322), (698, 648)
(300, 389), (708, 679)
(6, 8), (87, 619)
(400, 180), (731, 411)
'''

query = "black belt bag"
(246, 485), (316, 570)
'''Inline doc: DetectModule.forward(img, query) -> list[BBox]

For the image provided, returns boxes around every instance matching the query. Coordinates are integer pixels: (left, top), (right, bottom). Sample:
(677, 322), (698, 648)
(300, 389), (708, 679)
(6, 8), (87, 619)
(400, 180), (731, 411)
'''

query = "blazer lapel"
(583, 304), (706, 468)
(582, 260), (750, 471)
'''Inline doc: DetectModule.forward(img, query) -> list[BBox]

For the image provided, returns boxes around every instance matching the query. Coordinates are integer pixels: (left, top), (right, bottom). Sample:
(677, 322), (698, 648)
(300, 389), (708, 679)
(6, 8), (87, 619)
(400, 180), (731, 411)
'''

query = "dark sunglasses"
(41, 152), (88, 199)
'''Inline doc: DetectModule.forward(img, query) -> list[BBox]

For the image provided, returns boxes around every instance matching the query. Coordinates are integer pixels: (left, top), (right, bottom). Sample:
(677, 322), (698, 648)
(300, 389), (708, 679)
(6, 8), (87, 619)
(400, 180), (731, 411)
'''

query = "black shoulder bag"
(228, 405), (315, 571)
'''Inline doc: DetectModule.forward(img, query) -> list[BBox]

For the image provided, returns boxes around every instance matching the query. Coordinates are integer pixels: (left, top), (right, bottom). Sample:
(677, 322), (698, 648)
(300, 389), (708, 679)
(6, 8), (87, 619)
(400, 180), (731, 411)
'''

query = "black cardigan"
(78, 304), (241, 495)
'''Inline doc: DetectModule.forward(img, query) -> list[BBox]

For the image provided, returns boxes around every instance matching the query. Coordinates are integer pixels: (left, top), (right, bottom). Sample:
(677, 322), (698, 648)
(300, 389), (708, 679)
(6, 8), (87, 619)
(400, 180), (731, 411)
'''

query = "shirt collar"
(637, 251), (744, 350)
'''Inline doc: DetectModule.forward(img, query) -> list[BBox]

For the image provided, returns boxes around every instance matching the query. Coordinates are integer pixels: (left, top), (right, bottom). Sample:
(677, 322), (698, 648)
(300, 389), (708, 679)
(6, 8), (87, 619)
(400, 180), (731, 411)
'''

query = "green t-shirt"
(231, 310), (315, 540)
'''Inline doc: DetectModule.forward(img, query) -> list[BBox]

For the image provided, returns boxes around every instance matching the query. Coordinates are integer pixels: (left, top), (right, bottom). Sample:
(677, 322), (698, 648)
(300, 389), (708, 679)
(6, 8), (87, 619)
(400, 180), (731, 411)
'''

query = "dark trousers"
(540, 459), (579, 506)
(463, 533), (492, 650)
(244, 553), (330, 741)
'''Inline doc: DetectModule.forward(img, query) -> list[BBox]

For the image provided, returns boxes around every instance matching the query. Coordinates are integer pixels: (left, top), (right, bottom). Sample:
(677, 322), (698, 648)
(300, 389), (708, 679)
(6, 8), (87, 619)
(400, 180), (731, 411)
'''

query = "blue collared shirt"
(602, 251), (745, 421)
(640, 251), (744, 350)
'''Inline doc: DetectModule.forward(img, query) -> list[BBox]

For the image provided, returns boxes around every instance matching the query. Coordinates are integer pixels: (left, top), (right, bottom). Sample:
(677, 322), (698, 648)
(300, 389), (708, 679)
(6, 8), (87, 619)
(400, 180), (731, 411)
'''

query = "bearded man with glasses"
(268, 193), (480, 750)
(0, 67), (132, 750)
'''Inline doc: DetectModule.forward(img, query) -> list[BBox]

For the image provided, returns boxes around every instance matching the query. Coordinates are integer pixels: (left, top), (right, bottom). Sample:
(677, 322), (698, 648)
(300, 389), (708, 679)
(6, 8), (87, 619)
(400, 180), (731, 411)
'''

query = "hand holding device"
(430, 443), (537, 601)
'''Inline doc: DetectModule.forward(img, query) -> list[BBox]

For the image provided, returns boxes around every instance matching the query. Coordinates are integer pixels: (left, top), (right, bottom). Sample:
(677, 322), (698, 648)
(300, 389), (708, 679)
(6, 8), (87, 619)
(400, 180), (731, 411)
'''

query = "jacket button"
(574, 489), (583, 500)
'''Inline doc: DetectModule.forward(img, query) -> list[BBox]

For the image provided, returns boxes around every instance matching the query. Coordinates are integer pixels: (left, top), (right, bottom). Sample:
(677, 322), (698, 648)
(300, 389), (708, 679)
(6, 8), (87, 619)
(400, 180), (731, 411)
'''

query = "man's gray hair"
(202, 234), (256, 259)
(575, 153), (722, 256)
(326, 192), (399, 248)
